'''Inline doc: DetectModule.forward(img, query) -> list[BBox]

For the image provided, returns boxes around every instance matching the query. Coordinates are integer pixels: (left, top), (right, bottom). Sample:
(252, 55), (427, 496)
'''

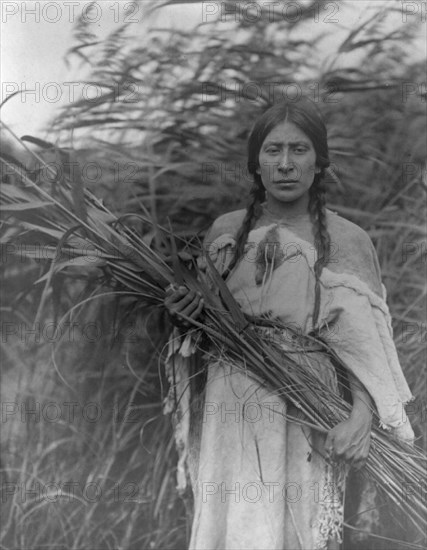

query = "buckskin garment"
(165, 210), (414, 550)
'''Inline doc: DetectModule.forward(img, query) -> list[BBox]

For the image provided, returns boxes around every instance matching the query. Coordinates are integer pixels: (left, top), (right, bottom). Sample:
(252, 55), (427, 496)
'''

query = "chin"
(274, 192), (303, 203)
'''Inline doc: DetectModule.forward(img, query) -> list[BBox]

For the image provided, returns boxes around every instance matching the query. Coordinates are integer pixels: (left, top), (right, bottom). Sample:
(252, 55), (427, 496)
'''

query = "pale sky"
(1, 0), (424, 138)
(1, 0), (203, 137)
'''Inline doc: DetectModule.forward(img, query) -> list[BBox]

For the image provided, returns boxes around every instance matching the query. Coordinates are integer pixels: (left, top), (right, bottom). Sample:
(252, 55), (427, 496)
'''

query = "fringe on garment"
(315, 461), (348, 550)
(164, 331), (197, 494)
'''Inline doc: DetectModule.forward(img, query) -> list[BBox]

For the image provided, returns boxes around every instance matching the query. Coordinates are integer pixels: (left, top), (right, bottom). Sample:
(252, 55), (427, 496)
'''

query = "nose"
(278, 149), (293, 172)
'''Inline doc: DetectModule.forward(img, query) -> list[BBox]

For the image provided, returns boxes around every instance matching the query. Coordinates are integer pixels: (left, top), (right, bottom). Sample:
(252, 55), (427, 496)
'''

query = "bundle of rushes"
(1, 132), (425, 548)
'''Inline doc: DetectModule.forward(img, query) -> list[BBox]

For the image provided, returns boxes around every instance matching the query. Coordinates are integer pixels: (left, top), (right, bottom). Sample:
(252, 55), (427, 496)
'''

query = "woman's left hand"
(324, 410), (372, 471)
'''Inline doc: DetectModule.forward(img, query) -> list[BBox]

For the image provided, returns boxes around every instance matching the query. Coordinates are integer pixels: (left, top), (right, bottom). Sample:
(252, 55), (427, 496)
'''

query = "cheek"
(304, 159), (317, 173)
(259, 162), (272, 180)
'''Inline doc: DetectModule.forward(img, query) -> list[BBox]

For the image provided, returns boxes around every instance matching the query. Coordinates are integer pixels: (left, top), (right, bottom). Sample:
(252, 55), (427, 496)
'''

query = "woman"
(164, 98), (414, 549)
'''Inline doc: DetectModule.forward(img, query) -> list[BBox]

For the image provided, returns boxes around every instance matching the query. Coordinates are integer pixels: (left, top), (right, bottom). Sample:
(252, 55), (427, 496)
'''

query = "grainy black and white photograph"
(1, 1), (426, 549)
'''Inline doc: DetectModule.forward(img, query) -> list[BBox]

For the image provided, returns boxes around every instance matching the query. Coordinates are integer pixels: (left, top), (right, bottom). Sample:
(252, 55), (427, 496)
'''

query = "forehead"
(262, 120), (312, 145)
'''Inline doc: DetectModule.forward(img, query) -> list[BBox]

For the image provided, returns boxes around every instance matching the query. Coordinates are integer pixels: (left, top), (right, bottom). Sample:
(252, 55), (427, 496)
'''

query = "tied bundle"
(1, 124), (426, 549)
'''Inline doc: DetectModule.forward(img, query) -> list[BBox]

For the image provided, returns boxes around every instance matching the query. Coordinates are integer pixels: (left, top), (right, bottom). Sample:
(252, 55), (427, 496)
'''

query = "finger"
(191, 297), (204, 319)
(178, 299), (201, 320)
(166, 297), (187, 315)
(176, 291), (203, 313)
(169, 291), (203, 326)
(175, 290), (197, 308)
(165, 290), (188, 307)
(166, 294), (191, 313)
(186, 297), (204, 320)
(176, 296), (204, 323)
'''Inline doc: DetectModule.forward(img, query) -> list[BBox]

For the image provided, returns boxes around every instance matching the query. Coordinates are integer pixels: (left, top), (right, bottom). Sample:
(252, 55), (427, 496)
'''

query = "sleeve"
(166, 232), (236, 361)
(165, 232), (236, 396)
(321, 280), (415, 442)
(164, 232), (237, 491)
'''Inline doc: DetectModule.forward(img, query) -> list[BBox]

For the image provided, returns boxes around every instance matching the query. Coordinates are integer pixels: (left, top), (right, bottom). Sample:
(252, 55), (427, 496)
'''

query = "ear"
(256, 166), (261, 175)
(315, 165), (321, 174)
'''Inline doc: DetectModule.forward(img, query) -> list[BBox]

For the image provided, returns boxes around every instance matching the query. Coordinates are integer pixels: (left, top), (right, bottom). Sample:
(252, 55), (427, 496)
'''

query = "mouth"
(275, 180), (298, 185)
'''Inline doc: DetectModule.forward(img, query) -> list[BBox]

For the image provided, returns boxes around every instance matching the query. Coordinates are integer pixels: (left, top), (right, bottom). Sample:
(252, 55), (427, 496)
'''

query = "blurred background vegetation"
(1, 0), (426, 548)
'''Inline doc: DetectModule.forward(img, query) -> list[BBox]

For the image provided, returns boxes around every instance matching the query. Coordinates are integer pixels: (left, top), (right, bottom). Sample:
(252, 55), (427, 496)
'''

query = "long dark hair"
(226, 97), (331, 330)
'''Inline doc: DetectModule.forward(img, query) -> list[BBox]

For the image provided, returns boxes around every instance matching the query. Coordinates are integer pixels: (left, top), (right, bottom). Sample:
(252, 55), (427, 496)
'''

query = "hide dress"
(165, 211), (414, 550)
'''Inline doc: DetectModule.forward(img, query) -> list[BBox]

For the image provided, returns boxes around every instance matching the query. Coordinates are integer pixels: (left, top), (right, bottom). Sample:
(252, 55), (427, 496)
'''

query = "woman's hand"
(324, 373), (374, 470)
(324, 407), (372, 470)
(164, 285), (204, 328)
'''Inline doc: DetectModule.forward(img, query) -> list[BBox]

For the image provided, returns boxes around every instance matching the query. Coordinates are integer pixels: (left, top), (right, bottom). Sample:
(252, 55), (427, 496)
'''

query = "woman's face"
(256, 120), (319, 204)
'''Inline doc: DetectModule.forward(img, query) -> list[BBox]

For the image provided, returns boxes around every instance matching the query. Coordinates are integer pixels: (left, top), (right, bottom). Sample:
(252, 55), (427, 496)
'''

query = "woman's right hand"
(164, 285), (204, 328)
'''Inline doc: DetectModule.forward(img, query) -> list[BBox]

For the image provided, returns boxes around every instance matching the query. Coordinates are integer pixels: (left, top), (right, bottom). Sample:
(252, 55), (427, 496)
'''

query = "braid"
(223, 180), (265, 278)
(308, 173), (331, 331)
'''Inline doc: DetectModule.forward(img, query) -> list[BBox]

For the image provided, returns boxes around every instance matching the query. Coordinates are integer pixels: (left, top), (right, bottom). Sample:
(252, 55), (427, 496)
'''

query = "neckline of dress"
(248, 222), (313, 250)
(260, 204), (311, 226)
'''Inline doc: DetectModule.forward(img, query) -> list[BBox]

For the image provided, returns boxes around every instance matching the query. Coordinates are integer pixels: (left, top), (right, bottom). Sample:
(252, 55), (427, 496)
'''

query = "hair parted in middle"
(225, 97), (332, 330)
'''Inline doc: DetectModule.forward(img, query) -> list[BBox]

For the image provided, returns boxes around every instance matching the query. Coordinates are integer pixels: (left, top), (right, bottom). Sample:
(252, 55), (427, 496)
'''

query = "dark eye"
(294, 147), (307, 154)
(266, 147), (279, 154)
